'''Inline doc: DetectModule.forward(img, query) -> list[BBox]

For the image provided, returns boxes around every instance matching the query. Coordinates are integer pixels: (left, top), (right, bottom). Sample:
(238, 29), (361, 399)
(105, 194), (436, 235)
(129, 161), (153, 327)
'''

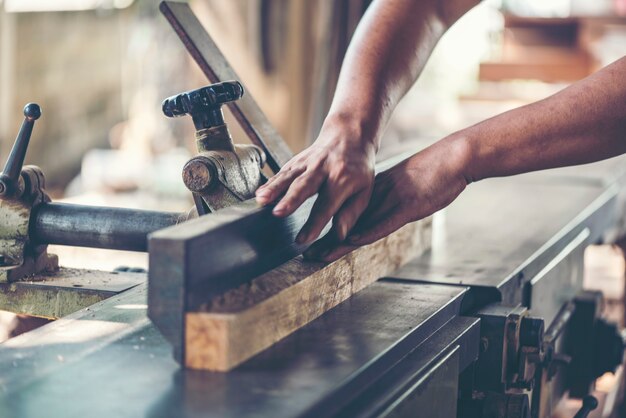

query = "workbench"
(1, 151), (624, 417)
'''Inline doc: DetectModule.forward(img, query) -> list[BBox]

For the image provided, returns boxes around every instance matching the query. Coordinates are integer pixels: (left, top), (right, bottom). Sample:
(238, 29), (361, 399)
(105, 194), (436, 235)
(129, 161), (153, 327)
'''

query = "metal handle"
(162, 81), (244, 130)
(573, 396), (598, 418)
(0, 103), (41, 198)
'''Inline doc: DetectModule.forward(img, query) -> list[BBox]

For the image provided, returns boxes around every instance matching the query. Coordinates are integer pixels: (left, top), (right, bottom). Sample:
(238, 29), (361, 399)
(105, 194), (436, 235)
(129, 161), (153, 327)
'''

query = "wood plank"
(184, 218), (431, 371)
(147, 152), (419, 365)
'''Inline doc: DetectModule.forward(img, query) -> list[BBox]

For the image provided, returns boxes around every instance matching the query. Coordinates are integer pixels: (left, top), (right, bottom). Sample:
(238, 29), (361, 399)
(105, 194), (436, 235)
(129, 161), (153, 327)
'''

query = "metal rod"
(31, 203), (185, 252)
(0, 103), (40, 197)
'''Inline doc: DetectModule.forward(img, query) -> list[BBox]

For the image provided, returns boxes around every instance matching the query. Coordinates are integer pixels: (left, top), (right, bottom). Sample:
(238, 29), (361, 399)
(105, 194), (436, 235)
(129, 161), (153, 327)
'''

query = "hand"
(306, 136), (471, 261)
(255, 119), (377, 244)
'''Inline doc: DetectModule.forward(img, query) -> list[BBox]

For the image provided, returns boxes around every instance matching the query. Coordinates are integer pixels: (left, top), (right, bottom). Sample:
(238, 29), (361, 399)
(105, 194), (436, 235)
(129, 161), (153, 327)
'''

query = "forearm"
(459, 56), (626, 182)
(323, 0), (480, 151)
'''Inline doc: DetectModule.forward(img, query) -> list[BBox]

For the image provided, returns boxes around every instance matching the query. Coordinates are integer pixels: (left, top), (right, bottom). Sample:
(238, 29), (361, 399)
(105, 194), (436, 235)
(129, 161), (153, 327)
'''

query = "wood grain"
(184, 218), (431, 371)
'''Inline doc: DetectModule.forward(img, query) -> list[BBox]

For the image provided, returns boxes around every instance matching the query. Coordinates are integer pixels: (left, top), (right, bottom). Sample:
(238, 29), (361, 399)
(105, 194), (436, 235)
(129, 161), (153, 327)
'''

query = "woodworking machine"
(0, 2), (624, 418)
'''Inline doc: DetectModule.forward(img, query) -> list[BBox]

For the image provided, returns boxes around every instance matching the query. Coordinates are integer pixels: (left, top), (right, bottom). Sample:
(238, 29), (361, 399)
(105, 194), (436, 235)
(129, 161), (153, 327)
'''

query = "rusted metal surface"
(0, 104), (60, 282)
(183, 144), (264, 212)
(182, 158), (214, 193)
(0, 197), (32, 268)
(160, 1), (293, 173)
(165, 81), (266, 213)
(0, 267), (145, 318)
(0, 169), (59, 283)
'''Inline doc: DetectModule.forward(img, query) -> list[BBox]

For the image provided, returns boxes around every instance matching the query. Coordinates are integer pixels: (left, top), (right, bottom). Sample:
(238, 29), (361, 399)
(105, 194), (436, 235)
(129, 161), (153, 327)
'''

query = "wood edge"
(183, 220), (430, 371)
(184, 311), (236, 371)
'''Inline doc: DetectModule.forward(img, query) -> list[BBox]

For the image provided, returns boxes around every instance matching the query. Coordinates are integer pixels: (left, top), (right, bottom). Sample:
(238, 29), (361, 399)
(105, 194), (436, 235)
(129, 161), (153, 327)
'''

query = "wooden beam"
(184, 218), (431, 371)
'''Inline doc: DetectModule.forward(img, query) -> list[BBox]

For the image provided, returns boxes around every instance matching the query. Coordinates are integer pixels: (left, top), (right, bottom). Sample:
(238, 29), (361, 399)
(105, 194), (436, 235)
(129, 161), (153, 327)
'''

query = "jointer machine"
(0, 2), (625, 418)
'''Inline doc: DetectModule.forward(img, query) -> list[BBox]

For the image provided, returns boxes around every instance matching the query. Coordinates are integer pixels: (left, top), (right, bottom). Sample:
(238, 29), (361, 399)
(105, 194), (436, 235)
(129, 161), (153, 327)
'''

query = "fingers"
(330, 189), (371, 241)
(303, 189), (370, 260)
(348, 211), (406, 246)
(305, 239), (357, 262)
(320, 244), (358, 262)
(295, 181), (359, 244)
(255, 166), (305, 205)
(272, 169), (327, 217)
(303, 233), (340, 260)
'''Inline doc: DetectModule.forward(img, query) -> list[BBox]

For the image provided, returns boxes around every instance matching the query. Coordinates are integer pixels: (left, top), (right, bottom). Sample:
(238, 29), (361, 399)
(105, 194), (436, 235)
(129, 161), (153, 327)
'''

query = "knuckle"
(327, 171), (351, 188)
(292, 176), (315, 193)
(277, 198), (294, 212)
(308, 157), (325, 171)
(333, 160), (349, 174)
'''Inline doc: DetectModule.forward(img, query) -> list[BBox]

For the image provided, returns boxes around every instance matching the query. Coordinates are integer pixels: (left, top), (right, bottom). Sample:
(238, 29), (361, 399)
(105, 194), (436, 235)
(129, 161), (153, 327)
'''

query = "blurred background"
(1, 0), (626, 208)
(2, 0), (626, 209)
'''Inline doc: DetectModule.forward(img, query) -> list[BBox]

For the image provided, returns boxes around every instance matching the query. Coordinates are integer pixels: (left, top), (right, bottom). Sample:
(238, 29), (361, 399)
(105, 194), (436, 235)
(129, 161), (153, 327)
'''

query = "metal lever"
(573, 396), (598, 418)
(162, 81), (244, 131)
(162, 82), (265, 214)
(0, 103), (41, 198)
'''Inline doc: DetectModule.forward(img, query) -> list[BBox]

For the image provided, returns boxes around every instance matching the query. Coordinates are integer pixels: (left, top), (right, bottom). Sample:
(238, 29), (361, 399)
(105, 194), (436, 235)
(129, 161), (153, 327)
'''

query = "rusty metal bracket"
(0, 105), (58, 282)
(0, 165), (58, 283)
(163, 81), (266, 213)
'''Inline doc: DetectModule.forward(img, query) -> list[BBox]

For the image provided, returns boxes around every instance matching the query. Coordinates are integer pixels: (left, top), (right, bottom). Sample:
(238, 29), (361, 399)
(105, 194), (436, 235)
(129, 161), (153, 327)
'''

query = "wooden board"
(184, 218), (431, 371)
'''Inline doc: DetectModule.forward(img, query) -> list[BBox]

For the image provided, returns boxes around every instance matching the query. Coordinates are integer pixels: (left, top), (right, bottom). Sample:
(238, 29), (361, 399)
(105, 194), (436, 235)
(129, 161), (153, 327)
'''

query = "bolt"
(183, 158), (214, 193)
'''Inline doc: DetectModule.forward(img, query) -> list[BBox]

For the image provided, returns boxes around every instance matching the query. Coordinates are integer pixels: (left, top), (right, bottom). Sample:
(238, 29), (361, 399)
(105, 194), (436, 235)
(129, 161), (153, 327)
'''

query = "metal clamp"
(0, 104), (58, 282)
(163, 81), (266, 214)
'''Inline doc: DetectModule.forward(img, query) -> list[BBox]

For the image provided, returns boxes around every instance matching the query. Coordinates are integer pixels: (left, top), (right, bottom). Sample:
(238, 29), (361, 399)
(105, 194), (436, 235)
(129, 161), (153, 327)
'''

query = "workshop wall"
(192, 0), (370, 152)
(12, 10), (125, 188)
(0, 2), (194, 192)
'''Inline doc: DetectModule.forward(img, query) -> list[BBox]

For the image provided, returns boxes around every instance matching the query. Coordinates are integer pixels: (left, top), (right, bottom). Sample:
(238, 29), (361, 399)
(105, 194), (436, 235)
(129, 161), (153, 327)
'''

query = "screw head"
(23, 103), (41, 121)
(182, 158), (214, 193)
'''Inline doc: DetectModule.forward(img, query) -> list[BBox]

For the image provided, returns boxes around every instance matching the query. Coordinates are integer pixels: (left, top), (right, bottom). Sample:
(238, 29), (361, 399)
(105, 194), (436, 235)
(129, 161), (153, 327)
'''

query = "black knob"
(162, 81), (244, 130)
(0, 103), (41, 198)
(573, 396), (598, 418)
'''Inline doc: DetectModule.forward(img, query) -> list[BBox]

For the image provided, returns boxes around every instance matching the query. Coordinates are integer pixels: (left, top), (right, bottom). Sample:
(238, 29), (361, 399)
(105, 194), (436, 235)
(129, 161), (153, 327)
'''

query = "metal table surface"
(0, 280), (472, 418)
(389, 170), (618, 305)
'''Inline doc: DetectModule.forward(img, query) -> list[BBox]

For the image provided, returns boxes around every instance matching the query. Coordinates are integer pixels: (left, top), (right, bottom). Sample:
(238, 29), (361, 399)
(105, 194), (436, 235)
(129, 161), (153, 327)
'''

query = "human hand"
(305, 136), (471, 261)
(255, 119), (377, 244)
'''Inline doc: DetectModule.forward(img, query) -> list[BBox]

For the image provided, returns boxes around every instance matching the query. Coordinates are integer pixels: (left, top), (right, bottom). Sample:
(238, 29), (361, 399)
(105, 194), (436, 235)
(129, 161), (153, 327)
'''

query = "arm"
(310, 56), (626, 261)
(256, 0), (480, 244)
